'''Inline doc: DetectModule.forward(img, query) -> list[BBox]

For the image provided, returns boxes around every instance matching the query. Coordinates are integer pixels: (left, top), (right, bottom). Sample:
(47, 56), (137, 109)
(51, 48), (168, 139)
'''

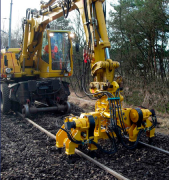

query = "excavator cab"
(0, 30), (74, 116)
(39, 30), (73, 78)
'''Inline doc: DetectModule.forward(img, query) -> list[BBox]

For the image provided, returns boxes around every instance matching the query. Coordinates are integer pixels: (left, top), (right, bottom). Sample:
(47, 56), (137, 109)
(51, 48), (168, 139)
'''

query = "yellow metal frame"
(55, 0), (156, 155)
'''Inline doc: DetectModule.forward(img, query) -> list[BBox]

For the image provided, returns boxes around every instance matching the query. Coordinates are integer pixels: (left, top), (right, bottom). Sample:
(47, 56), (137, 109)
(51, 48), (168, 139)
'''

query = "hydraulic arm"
(54, 0), (157, 155)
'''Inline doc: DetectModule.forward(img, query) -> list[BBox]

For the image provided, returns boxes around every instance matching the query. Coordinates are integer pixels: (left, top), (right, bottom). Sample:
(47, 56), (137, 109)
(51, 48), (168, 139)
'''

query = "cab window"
(50, 32), (71, 71)
(41, 31), (49, 64)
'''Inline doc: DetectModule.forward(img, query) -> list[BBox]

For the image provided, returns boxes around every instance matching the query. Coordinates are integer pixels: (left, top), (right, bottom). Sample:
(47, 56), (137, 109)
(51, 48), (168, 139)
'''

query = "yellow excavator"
(1, 7), (74, 116)
(0, 0), (157, 155)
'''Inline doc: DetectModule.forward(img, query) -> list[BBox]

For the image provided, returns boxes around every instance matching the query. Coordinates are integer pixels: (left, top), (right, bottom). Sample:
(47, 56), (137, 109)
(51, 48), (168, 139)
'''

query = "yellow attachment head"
(64, 117), (90, 131)
(130, 109), (139, 123)
(142, 109), (152, 120)
(75, 118), (89, 129)
(130, 108), (152, 124)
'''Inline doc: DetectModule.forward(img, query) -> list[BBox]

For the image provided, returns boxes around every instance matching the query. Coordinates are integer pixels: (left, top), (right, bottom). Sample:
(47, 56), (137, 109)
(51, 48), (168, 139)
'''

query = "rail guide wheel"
(22, 104), (30, 118)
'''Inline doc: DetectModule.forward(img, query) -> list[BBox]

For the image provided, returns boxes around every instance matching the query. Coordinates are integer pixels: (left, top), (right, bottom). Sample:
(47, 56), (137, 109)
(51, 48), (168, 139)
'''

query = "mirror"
(4, 55), (8, 66)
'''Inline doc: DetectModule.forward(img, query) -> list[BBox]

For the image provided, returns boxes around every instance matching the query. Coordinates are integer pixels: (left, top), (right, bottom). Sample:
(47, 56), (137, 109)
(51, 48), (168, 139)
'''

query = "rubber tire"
(1, 83), (11, 114)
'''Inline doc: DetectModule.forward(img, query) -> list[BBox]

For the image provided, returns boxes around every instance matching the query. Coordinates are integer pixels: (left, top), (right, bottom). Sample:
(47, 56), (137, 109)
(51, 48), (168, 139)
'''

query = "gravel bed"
(1, 103), (169, 180)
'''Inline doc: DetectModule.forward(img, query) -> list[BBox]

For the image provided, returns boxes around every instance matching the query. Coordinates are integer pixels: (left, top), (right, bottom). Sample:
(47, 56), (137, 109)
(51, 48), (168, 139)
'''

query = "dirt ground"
(69, 92), (169, 135)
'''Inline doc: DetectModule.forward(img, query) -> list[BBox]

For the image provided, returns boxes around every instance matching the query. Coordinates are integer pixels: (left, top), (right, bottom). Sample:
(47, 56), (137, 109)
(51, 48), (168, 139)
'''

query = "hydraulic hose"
(120, 129), (144, 150)
(91, 133), (118, 155)
(60, 127), (82, 145)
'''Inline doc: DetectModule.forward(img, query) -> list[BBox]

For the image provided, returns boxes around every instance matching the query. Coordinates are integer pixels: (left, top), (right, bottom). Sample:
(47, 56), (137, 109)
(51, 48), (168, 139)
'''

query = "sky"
(1, 0), (41, 31)
(1, 0), (118, 32)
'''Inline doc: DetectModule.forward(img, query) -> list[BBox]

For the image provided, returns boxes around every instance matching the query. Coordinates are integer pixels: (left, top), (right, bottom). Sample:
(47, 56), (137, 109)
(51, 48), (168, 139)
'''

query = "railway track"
(17, 112), (129, 180)
(17, 112), (169, 179)
(1, 108), (169, 179)
(124, 136), (169, 156)
(18, 112), (169, 156)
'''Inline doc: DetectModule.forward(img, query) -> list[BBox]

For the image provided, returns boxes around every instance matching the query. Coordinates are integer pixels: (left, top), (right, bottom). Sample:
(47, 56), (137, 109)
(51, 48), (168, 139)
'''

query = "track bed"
(1, 103), (169, 180)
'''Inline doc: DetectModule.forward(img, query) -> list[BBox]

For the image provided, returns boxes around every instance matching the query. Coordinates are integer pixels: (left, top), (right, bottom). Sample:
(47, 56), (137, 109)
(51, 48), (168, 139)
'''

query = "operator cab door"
(40, 30), (73, 78)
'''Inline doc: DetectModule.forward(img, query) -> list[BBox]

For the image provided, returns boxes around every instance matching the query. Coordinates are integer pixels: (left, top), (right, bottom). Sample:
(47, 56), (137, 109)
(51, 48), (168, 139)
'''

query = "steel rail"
(124, 135), (169, 156)
(138, 141), (169, 156)
(17, 112), (129, 180)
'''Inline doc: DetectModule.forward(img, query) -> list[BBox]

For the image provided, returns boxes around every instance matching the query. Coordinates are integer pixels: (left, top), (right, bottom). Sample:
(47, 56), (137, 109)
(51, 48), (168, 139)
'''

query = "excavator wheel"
(1, 83), (11, 114)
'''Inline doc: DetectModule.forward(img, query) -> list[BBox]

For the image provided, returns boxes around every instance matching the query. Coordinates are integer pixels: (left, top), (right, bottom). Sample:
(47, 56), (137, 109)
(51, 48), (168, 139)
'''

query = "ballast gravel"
(1, 103), (169, 180)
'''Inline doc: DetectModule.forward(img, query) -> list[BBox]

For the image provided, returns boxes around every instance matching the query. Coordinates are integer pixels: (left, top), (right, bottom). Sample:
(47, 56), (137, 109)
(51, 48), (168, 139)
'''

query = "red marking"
(26, 99), (30, 104)
(83, 52), (87, 58)
(56, 97), (60, 102)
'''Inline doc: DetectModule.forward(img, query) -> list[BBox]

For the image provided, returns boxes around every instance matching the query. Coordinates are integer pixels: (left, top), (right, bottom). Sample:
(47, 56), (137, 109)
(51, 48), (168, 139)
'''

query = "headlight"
(5, 68), (11, 74)
(69, 33), (75, 39)
(66, 66), (71, 72)
(49, 33), (54, 37)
